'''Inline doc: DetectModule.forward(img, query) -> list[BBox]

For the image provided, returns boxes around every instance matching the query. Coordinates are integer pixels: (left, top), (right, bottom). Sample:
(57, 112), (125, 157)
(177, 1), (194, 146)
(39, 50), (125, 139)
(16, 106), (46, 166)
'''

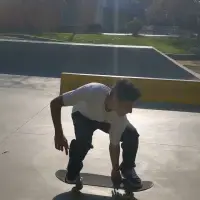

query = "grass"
(33, 33), (199, 54)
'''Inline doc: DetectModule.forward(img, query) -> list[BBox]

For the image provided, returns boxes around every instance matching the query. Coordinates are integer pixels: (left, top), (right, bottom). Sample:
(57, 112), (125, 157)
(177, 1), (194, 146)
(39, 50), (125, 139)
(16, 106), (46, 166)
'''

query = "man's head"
(109, 79), (141, 116)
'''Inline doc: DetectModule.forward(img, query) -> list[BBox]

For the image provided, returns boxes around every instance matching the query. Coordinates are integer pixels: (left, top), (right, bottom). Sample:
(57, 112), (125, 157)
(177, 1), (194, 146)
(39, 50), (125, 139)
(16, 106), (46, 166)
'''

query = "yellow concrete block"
(60, 73), (200, 105)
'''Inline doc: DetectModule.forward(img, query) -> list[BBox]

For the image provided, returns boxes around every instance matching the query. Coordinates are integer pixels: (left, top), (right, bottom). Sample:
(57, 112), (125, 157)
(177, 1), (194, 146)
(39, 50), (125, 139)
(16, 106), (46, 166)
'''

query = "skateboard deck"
(55, 169), (153, 192)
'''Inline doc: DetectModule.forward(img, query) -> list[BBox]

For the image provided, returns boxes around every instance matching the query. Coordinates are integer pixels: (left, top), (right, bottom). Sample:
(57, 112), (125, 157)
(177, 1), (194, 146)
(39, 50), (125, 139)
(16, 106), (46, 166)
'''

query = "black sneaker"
(65, 171), (81, 184)
(121, 168), (142, 189)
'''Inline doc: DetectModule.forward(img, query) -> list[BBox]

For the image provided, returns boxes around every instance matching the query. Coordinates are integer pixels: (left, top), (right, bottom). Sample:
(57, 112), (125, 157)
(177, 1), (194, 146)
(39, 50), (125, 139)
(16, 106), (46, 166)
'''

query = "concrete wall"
(80, 0), (99, 25)
(0, 0), (62, 31)
(0, 0), (109, 31)
(65, 0), (105, 26)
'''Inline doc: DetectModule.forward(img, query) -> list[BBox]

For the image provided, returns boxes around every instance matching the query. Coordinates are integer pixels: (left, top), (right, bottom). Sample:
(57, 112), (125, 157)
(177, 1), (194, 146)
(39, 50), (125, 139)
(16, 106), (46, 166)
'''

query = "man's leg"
(66, 111), (97, 182)
(120, 123), (142, 188)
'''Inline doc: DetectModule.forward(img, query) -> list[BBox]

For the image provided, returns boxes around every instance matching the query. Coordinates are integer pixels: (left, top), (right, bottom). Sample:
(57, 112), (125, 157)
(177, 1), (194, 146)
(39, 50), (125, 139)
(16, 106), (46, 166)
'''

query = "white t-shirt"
(61, 82), (129, 145)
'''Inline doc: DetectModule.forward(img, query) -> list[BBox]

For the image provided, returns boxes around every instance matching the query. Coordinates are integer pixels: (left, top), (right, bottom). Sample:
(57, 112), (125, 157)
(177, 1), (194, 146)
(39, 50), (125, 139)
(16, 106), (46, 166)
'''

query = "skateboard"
(55, 169), (153, 200)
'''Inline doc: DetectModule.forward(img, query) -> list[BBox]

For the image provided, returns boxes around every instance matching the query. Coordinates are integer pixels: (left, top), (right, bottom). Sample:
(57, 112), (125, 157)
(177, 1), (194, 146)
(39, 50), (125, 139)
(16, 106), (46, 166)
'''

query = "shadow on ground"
(53, 191), (112, 200)
(53, 191), (138, 200)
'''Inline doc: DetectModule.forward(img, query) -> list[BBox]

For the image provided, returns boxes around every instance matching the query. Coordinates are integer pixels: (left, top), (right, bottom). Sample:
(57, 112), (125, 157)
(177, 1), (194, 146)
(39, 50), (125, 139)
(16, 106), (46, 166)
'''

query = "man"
(50, 79), (142, 188)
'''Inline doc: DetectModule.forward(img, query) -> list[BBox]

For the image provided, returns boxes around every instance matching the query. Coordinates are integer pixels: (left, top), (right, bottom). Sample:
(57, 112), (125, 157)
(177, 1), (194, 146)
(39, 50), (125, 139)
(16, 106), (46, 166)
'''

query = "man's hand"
(111, 168), (122, 188)
(54, 132), (69, 155)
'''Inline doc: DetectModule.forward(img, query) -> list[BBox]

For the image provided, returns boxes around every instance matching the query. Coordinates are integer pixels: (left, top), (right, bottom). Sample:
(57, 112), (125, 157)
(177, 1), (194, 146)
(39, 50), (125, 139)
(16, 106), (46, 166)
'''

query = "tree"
(146, 0), (200, 28)
(126, 18), (143, 36)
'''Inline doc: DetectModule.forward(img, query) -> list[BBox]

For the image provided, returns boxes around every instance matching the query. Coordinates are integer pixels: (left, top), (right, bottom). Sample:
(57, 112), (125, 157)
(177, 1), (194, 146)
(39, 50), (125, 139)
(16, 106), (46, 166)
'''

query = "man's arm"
(50, 96), (64, 136)
(109, 143), (120, 170)
(50, 84), (93, 154)
(109, 117), (128, 170)
(50, 95), (69, 154)
(51, 84), (92, 133)
(109, 143), (122, 187)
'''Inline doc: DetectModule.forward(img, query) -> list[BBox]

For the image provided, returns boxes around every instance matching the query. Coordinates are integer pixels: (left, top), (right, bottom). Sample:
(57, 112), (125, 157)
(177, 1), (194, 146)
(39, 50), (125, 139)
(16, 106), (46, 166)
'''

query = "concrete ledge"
(60, 73), (200, 106)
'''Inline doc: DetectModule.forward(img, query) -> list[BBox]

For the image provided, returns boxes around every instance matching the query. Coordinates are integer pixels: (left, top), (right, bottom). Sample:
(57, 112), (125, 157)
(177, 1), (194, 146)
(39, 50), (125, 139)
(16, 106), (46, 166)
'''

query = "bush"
(126, 18), (143, 36)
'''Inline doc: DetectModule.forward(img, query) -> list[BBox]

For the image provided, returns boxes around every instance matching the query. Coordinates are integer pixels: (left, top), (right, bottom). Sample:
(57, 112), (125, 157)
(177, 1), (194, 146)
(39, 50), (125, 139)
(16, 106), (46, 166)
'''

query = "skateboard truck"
(112, 179), (136, 200)
(72, 176), (83, 193)
(112, 187), (136, 200)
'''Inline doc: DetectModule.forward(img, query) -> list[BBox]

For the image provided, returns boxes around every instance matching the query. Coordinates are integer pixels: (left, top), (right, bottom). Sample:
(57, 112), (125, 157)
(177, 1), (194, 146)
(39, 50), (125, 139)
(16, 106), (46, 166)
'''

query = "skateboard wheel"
(116, 193), (122, 199)
(72, 186), (81, 193)
(123, 191), (134, 200)
(75, 177), (83, 190)
(112, 190), (122, 200)
(76, 183), (83, 190)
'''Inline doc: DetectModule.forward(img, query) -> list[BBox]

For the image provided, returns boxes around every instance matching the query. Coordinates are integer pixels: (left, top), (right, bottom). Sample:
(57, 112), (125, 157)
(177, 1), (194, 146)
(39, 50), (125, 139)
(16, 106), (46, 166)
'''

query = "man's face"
(112, 95), (134, 116)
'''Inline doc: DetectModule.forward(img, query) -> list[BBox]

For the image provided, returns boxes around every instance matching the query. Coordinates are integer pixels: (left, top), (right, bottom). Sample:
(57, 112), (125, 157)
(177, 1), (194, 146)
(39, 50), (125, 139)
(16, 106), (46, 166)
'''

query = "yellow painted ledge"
(60, 73), (200, 106)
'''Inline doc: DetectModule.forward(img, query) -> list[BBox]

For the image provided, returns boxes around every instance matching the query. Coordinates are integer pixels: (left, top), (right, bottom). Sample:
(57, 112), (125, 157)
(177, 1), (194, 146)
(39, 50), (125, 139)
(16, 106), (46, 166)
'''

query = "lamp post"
(113, 0), (119, 32)
(113, 0), (119, 75)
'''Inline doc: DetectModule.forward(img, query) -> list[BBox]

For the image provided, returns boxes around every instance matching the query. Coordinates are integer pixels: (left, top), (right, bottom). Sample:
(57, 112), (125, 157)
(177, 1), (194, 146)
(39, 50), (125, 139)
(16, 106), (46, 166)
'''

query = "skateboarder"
(50, 79), (142, 189)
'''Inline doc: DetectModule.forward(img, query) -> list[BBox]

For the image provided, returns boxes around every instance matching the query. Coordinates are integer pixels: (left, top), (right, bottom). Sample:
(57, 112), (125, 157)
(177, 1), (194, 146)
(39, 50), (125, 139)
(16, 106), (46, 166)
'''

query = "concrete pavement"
(1, 74), (200, 200)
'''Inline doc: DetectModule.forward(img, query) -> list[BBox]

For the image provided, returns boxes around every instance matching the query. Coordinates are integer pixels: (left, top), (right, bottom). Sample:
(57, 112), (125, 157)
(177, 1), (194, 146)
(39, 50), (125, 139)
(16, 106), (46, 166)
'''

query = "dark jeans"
(67, 111), (139, 180)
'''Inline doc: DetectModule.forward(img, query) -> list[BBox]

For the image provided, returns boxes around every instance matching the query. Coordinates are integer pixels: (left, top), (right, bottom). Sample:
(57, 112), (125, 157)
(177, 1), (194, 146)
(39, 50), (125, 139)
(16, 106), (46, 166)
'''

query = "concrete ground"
(1, 74), (200, 200)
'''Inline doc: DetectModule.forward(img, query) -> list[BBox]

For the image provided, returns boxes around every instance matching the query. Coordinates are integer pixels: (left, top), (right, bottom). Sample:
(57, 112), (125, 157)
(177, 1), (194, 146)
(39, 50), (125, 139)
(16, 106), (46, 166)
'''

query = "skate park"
(1, 39), (200, 200)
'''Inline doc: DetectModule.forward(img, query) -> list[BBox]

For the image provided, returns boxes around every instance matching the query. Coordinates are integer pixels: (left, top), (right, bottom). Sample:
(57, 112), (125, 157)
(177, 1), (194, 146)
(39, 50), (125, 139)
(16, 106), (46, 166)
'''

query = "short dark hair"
(112, 79), (141, 102)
